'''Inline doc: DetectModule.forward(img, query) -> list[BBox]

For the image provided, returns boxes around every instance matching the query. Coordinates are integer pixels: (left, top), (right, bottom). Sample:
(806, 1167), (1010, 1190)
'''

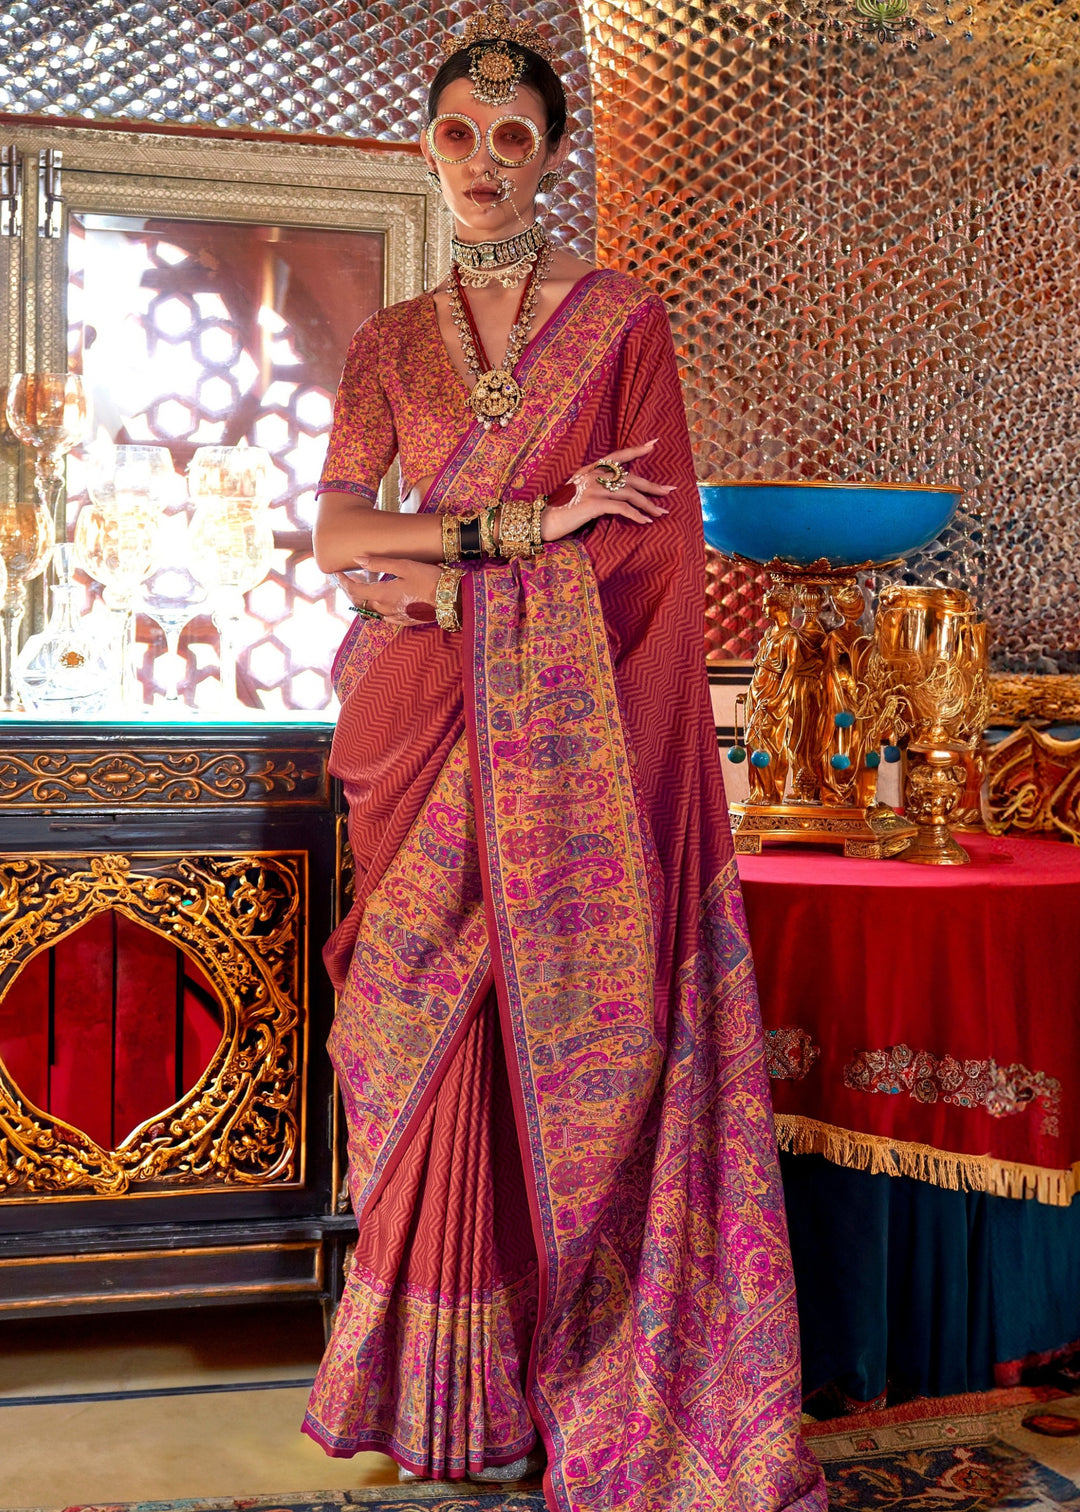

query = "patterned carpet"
(34, 1390), (1080, 1512)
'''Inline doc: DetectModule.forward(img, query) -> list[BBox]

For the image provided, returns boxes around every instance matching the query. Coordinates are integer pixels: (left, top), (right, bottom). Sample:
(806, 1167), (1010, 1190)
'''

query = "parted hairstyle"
(428, 43), (568, 143)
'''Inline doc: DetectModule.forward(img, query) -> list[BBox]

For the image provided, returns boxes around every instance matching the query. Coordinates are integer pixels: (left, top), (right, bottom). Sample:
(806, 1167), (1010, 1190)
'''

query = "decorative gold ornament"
(730, 564), (916, 858)
(988, 673), (1080, 727)
(470, 368), (524, 424)
(435, 565), (464, 631)
(984, 722), (1080, 844)
(457, 256), (535, 288)
(441, 1), (556, 67)
(0, 851), (305, 1199)
(0, 746), (328, 807)
(871, 586), (991, 865)
(469, 40), (526, 107)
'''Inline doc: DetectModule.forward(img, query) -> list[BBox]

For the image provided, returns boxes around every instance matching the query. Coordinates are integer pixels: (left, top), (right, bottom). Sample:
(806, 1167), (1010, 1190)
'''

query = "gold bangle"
(530, 495), (546, 553)
(479, 505), (499, 557)
(441, 511), (462, 565)
(435, 565), (464, 632)
(498, 497), (533, 559)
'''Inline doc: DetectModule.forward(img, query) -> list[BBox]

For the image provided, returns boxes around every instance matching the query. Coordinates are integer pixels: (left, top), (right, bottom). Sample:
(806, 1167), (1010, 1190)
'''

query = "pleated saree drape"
(304, 270), (827, 1512)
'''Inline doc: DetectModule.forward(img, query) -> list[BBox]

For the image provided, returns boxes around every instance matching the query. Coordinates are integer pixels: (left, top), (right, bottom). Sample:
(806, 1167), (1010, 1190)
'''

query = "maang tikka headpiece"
(442, 1), (556, 109)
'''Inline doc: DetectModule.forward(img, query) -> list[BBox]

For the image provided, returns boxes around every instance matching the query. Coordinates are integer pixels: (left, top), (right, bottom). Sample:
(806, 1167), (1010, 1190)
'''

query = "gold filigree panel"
(985, 725), (1080, 845)
(0, 852), (306, 1200)
(0, 746), (328, 807)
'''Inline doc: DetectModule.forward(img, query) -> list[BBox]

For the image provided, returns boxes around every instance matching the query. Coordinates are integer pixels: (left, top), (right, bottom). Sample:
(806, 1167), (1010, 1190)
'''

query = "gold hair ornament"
(441, 1), (556, 65)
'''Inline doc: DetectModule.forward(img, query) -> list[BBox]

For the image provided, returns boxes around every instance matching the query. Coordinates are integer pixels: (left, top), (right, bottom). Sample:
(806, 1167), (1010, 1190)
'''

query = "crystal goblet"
(188, 495), (275, 712)
(0, 498), (52, 709)
(74, 445), (175, 711)
(5, 374), (92, 539)
(187, 443), (276, 711)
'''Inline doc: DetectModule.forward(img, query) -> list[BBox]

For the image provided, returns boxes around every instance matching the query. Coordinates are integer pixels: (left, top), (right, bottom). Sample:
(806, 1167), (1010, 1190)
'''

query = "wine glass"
(187, 442), (276, 711)
(5, 374), (92, 540)
(74, 444), (175, 711)
(138, 512), (207, 706)
(0, 498), (52, 710)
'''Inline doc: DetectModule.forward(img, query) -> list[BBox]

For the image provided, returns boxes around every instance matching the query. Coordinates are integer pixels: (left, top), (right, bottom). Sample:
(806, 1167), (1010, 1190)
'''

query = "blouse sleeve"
(316, 315), (397, 503)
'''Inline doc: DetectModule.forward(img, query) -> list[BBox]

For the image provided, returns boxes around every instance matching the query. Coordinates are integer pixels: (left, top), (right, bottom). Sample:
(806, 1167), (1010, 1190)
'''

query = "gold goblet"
(187, 443), (277, 711)
(0, 498), (52, 709)
(74, 445), (174, 711)
(5, 374), (92, 539)
(873, 585), (990, 865)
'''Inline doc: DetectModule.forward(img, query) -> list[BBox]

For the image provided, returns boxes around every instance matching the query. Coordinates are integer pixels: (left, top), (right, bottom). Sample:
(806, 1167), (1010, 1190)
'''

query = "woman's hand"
(337, 555), (442, 627)
(540, 439), (676, 544)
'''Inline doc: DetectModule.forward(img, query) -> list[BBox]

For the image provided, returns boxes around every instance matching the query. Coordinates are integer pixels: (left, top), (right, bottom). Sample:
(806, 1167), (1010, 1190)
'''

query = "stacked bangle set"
(435, 497), (545, 632)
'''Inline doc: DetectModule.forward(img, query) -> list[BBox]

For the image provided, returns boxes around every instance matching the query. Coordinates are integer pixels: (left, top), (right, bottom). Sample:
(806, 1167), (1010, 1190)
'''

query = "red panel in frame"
(0, 913), (225, 1153)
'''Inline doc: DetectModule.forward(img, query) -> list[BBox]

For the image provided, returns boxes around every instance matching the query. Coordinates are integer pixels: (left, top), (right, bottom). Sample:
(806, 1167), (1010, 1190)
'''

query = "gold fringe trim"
(774, 1114), (1080, 1208)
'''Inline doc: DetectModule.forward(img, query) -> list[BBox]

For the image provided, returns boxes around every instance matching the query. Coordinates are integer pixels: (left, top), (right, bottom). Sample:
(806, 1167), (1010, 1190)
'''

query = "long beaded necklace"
(447, 238), (552, 429)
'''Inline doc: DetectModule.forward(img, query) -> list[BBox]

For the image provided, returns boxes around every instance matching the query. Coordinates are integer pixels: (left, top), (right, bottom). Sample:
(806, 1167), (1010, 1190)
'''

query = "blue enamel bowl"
(698, 480), (962, 568)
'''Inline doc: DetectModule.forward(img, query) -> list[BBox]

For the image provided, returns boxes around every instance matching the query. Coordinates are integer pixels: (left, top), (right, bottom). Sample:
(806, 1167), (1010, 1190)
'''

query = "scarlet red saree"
(304, 270), (826, 1512)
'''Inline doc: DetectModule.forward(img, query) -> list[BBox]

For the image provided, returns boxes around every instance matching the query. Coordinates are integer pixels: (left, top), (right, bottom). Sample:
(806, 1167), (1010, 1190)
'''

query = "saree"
(304, 270), (827, 1512)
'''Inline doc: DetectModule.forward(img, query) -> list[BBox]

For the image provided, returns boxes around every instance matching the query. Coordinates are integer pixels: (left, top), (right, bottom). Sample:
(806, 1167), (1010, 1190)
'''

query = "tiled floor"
(0, 1304), (399, 1507)
(4, 1305), (1080, 1511)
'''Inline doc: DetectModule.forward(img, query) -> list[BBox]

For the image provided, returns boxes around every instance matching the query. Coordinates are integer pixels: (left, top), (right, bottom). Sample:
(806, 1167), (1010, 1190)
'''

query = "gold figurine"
(731, 563), (917, 859)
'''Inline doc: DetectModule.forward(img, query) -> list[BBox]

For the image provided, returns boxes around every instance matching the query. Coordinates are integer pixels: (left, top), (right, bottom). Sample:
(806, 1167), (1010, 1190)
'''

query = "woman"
(303, 6), (826, 1509)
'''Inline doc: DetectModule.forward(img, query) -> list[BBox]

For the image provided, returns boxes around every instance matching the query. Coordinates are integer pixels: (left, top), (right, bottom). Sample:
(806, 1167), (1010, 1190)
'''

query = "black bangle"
(459, 516), (483, 560)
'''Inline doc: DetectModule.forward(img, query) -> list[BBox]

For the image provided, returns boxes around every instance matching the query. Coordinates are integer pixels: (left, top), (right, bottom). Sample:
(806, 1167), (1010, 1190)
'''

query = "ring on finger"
(595, 459), (628, 492)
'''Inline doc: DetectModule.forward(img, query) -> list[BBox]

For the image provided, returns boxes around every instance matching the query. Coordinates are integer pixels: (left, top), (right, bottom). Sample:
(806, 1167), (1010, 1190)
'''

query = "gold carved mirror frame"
(0, 850), (308, 1201)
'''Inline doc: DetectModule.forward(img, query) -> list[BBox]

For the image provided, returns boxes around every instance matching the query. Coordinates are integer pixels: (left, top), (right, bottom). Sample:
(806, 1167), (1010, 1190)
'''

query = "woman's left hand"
(337, 555), (442, 627)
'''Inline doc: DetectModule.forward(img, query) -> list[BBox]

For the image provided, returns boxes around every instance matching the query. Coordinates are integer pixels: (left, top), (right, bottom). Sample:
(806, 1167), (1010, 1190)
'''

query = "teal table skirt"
(781, 1152), (1080, 1404)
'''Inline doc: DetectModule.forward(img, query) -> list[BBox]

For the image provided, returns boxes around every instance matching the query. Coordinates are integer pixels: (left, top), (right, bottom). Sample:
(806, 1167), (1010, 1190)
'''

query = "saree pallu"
(304, 271), (827, 1512)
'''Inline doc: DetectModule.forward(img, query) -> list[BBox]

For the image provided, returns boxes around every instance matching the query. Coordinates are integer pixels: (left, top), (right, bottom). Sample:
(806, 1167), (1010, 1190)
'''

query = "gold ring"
(596, 459), (627, 493)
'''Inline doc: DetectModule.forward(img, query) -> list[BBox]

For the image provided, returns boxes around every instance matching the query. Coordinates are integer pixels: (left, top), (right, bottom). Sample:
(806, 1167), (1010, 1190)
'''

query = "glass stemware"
(0, 498), (52, 710)
(74, 444), (175, 711)
(138, 525), (208, 707)
(187, 442), (276, 711)
(5, 374), (92, 539)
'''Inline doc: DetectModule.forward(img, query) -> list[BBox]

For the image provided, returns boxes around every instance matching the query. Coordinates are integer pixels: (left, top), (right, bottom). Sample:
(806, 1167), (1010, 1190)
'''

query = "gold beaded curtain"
(582, 0), (1080, 672)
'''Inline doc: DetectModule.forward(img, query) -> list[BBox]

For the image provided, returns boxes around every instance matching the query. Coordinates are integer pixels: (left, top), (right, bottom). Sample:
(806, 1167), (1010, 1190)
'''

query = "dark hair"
(428, 43), (568, 143)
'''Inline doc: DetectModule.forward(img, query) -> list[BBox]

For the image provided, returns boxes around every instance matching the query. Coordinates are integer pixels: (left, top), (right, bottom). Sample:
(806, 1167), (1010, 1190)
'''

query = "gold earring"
(426, 169), (441, 188)
(538, 169), (563, 194)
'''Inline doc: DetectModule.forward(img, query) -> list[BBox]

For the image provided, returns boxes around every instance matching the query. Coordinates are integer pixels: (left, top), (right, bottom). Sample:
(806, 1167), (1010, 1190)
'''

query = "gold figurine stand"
(730, 559), (917, 860)
(731, 801), (916, 859)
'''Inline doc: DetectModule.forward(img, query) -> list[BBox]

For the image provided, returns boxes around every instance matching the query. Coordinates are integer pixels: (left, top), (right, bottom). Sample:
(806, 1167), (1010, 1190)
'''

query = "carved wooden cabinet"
(0, 718), (355, 1320)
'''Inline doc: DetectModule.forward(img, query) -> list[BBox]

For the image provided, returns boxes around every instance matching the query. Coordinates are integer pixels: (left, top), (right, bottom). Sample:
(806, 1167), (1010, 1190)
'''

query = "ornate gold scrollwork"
(989, 673), (1080, 728)
(984, 723), (1080, 844)
(0, 852), (306, 1198)
(0, 748), (328, 807)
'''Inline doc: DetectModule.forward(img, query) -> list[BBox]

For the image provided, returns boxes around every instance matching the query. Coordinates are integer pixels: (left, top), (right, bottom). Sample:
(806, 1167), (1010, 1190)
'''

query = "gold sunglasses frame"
(426, 113), (543, 169)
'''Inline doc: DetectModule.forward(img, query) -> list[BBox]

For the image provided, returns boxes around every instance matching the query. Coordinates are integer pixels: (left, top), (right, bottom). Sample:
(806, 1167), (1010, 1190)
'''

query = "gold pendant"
(470, 368), (522, 428)
(458, 258), (532, 289)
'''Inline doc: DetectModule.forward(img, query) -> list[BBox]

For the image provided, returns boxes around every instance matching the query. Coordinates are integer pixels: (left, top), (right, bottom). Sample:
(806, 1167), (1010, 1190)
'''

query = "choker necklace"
(451, 220), (548, 274)
(447, 238), (552, 429)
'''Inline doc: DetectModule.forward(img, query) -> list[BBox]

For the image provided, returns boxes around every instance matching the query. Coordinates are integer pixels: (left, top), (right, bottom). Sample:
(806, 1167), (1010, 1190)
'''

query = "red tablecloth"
(738, 832), (1080, 1205)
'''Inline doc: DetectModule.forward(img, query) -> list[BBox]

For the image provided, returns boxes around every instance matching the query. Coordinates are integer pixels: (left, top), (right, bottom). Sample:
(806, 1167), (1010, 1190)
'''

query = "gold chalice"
(0, 498), (52, 709)
(873, 585), (990, 864)
(5, 374), (91, 539)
